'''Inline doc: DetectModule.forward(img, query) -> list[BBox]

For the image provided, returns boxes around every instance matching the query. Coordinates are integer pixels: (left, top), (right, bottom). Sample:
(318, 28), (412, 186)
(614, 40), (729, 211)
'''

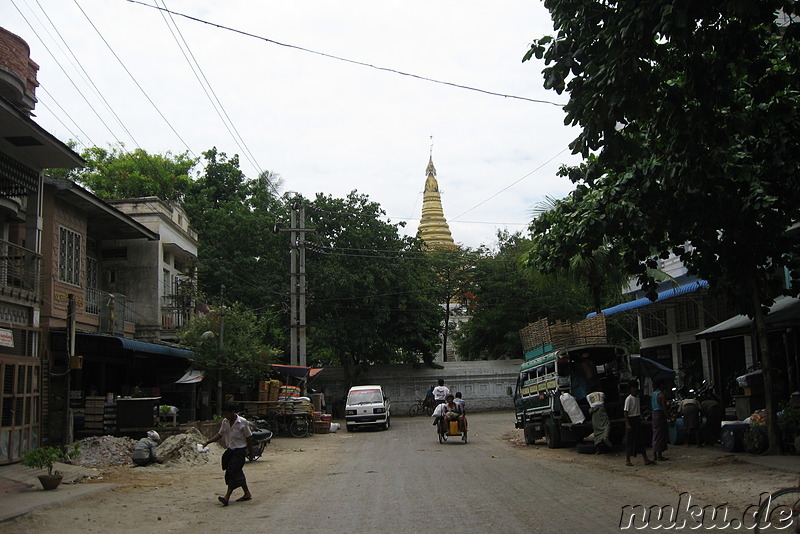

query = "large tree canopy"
(182, 148), (287, 324)
(455, 231), (598, 360)
(304, 191), (443, 381)
(526, 0), (800, 452)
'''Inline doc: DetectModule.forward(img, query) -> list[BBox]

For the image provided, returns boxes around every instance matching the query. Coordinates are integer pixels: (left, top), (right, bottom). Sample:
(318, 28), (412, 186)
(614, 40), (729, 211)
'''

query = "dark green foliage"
(455, 231), (596, 360)
(52, 143), (195, 201)
(526, 0), (800, 453)
(304, 191), (443, 379)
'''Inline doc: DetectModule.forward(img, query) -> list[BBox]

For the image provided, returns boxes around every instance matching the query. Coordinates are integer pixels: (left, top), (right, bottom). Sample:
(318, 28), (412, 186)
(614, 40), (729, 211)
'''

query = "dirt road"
(3, 412), (796, 533)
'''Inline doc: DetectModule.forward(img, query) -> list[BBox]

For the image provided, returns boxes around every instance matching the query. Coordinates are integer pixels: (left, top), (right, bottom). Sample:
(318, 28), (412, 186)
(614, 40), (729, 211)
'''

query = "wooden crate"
(313, 421), (330, 434)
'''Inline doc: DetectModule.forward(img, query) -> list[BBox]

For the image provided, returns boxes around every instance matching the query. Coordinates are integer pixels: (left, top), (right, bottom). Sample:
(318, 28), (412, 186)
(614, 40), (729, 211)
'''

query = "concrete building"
(0, 27), (83, 463)
(591, 251), (799, 412)
(106, 198), (199, 342)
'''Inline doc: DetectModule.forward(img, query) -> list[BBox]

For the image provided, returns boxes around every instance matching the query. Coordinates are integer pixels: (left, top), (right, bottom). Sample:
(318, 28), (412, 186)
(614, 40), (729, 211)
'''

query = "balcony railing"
(161, 294), (192, 331)
(0, 239), (41, 301)
(86, 288), (135, 333)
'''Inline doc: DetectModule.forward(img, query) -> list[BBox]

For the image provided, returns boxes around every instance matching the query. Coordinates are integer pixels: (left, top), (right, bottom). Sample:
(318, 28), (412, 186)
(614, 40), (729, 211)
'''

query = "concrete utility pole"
(282, 200), (314, 367)
(216, 285), (225, 415)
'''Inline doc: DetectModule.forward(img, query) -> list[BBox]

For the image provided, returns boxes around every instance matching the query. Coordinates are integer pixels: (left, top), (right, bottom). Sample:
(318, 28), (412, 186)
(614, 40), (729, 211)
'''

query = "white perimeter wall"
(308, 359), (523, 413)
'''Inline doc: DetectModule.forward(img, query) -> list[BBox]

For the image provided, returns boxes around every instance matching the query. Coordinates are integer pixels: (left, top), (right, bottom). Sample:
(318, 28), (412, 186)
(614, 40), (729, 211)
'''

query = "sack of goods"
(560, 392), (585, 424)
(586, 391), (605, 408)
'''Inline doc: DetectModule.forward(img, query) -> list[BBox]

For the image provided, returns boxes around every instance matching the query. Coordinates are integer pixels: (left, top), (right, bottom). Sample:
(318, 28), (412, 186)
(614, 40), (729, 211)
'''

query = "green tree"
(182, 148), (288, 336)
(304, 191), (443, 382)
(454, 231), (593, 360)
(53, 143), (196, 201)
(427, 246), (481, 363)
(526, 0), (800, 453)
(178, 303), (281, 413)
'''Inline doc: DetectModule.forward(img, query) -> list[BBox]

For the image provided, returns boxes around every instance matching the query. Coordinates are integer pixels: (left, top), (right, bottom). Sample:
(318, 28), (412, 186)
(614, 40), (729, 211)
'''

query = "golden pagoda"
(418, 155), (456, 249)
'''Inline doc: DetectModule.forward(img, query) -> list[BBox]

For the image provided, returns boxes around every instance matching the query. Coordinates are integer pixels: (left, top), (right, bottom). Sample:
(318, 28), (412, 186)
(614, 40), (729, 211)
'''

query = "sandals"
(218, 496), (229, 507)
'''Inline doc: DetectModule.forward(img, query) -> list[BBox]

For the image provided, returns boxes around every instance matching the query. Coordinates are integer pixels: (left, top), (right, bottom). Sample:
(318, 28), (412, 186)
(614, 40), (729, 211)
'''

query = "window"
(58, 227), (82, 286)
(85, 258), (99, 315)
(640, 308), (668, 338)
(162, 269), (172, 298)
(676, 300), (700, 332)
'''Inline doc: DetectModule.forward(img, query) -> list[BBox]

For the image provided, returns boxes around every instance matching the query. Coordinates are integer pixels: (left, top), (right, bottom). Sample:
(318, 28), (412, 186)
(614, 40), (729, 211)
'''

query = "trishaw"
(436, 416), (467, 444)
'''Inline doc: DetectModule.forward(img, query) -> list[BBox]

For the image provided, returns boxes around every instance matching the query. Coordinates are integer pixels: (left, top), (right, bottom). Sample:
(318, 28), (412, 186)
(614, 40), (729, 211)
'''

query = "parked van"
(345, 385), (390, 431)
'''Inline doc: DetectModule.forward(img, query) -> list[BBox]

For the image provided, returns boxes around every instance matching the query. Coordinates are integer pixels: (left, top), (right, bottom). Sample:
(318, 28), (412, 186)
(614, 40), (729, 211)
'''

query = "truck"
(513, 316), (634, 448)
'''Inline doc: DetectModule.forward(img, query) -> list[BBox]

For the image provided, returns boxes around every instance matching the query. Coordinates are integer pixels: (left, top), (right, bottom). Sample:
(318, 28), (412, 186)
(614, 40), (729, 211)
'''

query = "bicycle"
(408, 398), (434, 417)
(753, 477), (800, 533)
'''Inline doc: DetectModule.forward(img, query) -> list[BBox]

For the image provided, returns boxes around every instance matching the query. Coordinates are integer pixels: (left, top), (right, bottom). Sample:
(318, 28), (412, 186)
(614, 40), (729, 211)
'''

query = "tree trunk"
(749, 282), (782, 455)
(442, 300), (451, 362)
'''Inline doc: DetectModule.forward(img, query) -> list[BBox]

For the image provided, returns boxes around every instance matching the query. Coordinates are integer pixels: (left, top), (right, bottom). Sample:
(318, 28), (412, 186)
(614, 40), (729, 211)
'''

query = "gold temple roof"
(418, 155), (456, 249)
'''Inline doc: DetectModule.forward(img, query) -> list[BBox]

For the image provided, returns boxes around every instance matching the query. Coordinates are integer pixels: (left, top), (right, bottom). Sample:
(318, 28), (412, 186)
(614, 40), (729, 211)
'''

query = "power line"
(156, 0), (265, 183)
(72, 0), (198, 159)
(10, 0), (127, 146)
(451, 147), (571, 221)
(36, 84), (96, 147)
(126, 0), (565, 107)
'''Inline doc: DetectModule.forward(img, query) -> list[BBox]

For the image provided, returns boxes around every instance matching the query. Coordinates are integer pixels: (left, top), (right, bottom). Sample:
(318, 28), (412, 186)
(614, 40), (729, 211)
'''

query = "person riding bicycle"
(432, 394), (466, 432)
(432, 379), (450, 405)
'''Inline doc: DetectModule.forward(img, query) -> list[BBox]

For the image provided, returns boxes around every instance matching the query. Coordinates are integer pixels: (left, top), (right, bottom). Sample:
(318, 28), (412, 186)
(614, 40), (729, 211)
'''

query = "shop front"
(47, 329), (193, 443)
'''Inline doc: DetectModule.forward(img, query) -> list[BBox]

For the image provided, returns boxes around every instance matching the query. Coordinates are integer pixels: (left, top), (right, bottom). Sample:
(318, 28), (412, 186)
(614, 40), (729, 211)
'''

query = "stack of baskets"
(519, 314), (608, 352)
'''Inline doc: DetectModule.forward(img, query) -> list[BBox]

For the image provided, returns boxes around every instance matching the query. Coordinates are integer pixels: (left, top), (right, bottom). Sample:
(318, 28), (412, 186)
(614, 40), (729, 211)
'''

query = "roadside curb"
(0, 482), (117, 523)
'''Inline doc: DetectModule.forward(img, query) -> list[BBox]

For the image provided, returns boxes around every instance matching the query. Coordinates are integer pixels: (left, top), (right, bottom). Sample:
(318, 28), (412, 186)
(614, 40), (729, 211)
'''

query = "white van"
(344, 385), (390, 431)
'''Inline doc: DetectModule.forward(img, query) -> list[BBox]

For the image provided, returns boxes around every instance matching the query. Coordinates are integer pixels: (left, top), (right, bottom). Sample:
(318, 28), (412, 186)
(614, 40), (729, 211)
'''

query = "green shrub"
(22, 445), (79, 476)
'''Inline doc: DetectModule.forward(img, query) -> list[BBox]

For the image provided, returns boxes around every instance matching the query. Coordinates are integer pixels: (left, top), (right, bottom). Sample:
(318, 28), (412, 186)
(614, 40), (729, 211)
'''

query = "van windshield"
(347, 389), (382, 405)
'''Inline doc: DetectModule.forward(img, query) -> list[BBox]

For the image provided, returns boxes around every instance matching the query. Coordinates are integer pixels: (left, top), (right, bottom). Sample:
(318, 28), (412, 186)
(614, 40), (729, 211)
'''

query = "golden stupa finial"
(426, 135), (437, 178)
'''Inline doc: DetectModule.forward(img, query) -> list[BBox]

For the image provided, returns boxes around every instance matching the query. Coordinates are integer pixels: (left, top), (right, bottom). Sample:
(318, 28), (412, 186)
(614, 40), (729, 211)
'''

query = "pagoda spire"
(418, 150), (456, 249)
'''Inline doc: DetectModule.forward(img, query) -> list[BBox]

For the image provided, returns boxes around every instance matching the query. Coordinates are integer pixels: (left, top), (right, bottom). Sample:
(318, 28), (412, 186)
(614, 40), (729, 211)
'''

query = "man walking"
(202, 402), (254, 506)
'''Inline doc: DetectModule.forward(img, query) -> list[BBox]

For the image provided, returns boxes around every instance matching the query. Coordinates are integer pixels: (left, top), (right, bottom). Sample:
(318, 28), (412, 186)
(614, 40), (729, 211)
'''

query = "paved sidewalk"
(0, 461), (115, 523)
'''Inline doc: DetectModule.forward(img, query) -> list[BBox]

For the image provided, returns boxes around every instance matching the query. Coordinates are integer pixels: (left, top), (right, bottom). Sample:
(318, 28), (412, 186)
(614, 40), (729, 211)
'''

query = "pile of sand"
(155, 429), (223, 467)
(71, 435), (136, 467)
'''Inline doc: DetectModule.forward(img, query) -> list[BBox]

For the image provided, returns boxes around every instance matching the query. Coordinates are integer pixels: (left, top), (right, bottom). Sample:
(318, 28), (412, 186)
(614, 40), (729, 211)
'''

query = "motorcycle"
(244, 415), (273, 461)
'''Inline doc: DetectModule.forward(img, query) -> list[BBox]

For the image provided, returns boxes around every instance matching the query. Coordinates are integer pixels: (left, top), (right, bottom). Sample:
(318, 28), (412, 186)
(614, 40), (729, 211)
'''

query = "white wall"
(308, 359), (522, 414)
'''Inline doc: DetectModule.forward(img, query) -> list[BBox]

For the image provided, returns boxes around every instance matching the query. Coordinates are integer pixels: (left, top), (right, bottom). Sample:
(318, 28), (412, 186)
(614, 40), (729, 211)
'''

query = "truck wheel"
(544, 421), (562, 449)
(524, 423), (537, 445)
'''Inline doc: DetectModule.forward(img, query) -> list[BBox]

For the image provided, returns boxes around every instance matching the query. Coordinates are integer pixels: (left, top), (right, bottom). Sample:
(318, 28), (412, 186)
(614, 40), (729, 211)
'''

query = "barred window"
(676, 300), (700, 332)
(58, 227), (82, 286)
(640, 308), (668, 338)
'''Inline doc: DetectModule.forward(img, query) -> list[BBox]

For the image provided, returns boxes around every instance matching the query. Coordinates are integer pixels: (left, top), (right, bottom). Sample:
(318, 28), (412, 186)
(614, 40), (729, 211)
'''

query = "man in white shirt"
(624, 382), (654, 466)
(432, 379), (450, 405)
(202, 402), (254, 505)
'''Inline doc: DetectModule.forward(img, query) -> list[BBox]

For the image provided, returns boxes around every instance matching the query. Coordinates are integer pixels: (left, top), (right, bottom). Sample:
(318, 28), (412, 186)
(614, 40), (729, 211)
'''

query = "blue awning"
(117, 337), (194, 359)
(587, 280), (709, 318)
(69, 331), (194, 359)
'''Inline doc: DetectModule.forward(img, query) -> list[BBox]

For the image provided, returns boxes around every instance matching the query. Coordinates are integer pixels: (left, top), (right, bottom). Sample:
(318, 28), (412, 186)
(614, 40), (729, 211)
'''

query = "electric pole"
(282, 199), (314, 367)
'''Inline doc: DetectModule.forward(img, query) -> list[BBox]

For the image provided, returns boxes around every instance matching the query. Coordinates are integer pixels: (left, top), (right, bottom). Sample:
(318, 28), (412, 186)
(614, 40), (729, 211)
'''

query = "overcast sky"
(3, 0), (582, 250)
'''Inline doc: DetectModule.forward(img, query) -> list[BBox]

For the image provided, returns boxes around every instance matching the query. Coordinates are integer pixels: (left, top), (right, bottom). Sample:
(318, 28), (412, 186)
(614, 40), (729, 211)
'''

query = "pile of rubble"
(68, 430), (222, 468)
(155, 428), (222, 467)
(71, 435), (137, 467)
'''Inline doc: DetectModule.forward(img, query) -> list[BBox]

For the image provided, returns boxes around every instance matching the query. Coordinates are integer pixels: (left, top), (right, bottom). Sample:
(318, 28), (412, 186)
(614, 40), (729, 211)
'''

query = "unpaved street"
(4, 412), (796, 533)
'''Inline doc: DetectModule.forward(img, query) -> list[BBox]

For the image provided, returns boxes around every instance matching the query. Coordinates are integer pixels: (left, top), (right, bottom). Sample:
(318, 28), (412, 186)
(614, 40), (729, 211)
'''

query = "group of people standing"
(624, 380), (724, 467)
